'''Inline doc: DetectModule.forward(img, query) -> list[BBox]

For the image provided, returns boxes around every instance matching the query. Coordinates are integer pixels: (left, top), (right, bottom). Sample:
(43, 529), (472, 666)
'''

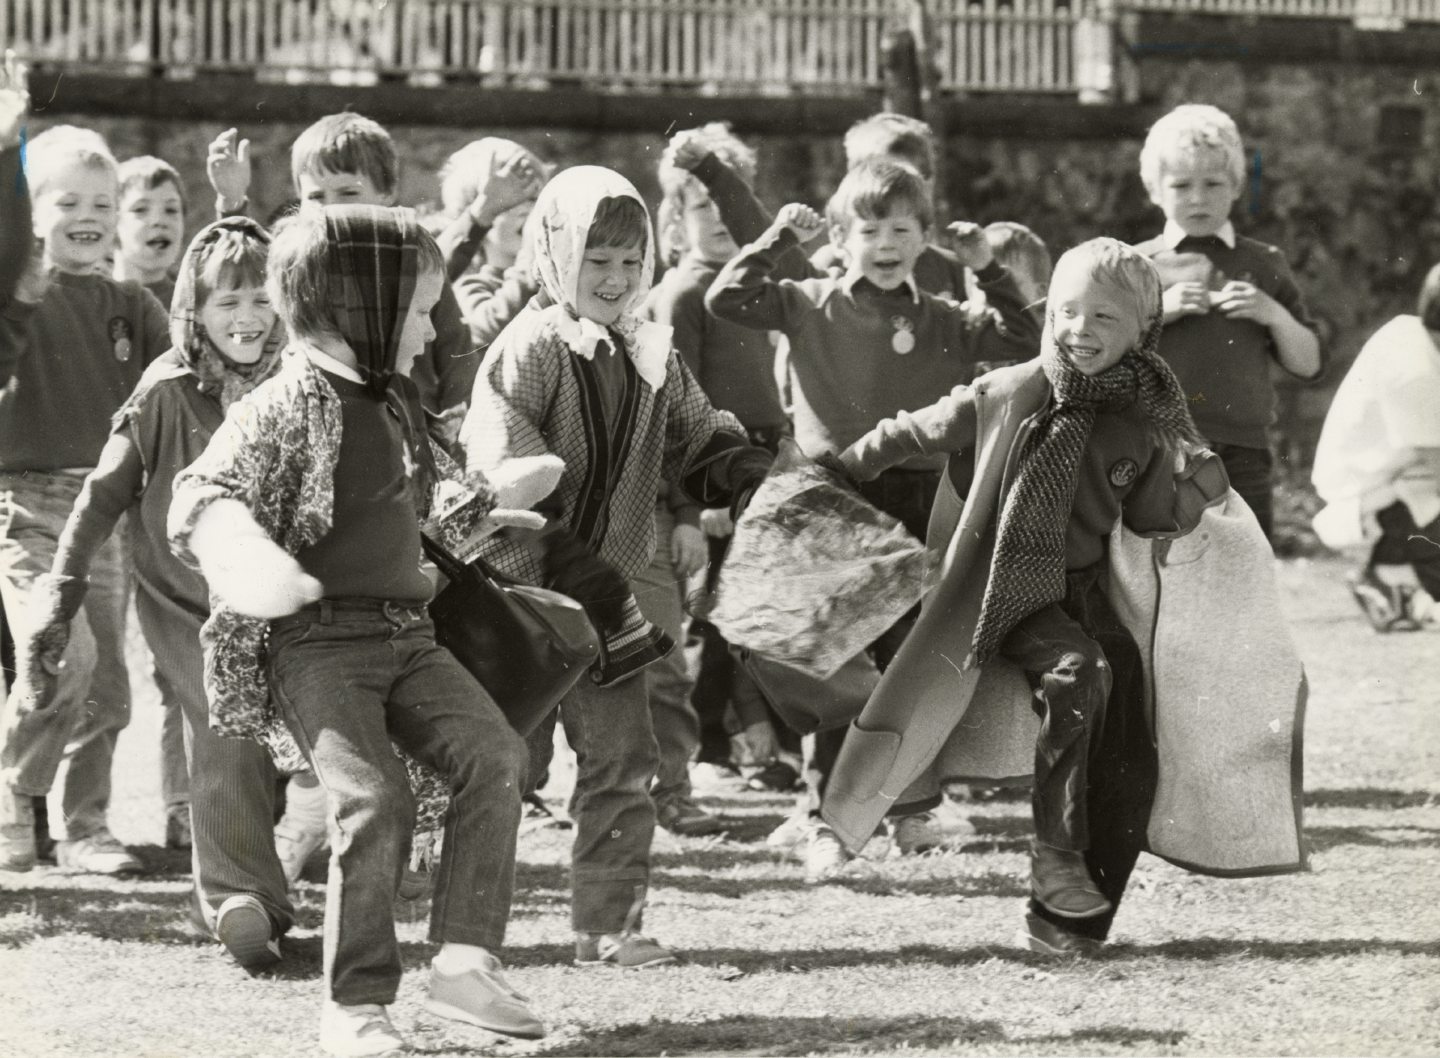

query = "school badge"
(1109, 458), (1139, 488)
(889, 314), (916, 354)
(108, 316), (133, 362)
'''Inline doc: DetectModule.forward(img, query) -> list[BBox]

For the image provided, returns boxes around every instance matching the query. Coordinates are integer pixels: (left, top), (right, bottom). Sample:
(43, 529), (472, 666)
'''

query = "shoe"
(0, 786), (37, 872)
(746, 760), (801, 793)
(56, 831), (142, 875)
(215, 893), (281, 970)
(519, 792), (572, 833)
(165, 806), (193, 850)
(425, 950), (545, 1039)
(802, 822), (850, 884)
(574, 931), (678, 968)
(1350, 568), (1420, 633)
(1030, 841), (1111, 919)
(654, 794), (725, 836)
(1015, 911), (1105, 957)
(765, 810), (811, 850)
(319, 1002), (406, 1057)
(891, 811), (944, 855)
(274, 817), (328, 889)
(689, 760), (746, 794)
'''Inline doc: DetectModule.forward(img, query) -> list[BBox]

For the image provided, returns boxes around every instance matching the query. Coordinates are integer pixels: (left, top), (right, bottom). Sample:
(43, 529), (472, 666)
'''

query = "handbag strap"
(420, 532), (517, 586)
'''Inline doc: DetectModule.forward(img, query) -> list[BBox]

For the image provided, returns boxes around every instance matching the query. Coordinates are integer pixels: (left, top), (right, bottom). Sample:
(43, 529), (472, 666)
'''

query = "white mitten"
(486, 455), (564, 512)
(190, 499), (324, 618)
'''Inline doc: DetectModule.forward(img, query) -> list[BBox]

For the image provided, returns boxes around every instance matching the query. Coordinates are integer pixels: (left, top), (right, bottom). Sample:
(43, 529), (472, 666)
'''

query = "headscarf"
(967, 289), (1201, 668)
(529, 165), (671, 389)
(169, 217), (284, 411)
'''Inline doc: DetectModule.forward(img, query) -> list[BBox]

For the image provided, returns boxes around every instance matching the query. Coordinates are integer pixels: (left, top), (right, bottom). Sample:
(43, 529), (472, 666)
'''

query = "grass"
(2, 554), (1438, 1057)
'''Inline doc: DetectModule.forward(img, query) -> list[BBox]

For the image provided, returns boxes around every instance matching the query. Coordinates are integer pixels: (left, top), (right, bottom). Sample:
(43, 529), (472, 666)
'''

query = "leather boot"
(1030, 840), (1112, 918)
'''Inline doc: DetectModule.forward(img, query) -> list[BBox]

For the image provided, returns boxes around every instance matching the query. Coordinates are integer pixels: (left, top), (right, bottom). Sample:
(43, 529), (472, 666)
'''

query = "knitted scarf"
(968, 309), (1200, 667)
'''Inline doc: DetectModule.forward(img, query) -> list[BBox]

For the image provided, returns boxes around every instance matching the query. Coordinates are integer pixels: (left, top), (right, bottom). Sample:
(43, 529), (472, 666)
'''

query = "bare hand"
(947, 221), (994, 271)
(663, 130), (711, 173)
(699, 507), (734, 538)
(1213, 280), (1279, 326)
(776, 203), (825, 243)
(207, 128), (252, 209)
(1162, 281), (1211, 323)
(670, 523), (707, 579)
(12, 623), (67, 716)
(469, 151), (544, 226)
(0, 50), (29, 150)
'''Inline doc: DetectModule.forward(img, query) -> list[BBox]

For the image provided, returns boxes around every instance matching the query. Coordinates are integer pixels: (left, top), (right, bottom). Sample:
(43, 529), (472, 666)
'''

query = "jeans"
(268, 605), (526, 1005)
(525, 667), (659, 934)
(999, 565), (1157, 942)
(0, 471), (131, 840)
(1212, 443), (1273, 541)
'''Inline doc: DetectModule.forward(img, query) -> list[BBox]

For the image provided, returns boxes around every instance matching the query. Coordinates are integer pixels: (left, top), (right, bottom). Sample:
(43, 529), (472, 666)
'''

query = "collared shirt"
(1160, 219), (1236, 251)
(840, 271), (921, 303)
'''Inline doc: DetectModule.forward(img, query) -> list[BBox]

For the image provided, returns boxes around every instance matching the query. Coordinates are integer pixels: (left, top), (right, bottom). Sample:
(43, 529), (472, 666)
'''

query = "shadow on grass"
(1305, 788), (1440, 810)
(1304, 824), (1440, 852)
(524, 1014), (1187, 1056)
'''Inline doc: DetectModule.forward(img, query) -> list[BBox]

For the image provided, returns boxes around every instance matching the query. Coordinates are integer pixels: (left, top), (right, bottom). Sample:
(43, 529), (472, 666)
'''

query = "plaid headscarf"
(169, 217), (284, 411)
(967, 288), (1201, 668)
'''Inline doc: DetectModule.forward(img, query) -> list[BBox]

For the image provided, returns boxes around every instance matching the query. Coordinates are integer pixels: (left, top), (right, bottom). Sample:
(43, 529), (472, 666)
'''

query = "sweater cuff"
(973, 261), (1008, 286)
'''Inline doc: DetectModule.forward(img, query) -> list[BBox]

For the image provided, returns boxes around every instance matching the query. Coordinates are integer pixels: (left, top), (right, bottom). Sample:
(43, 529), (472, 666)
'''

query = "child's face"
(1151, 152), (1240, 238)
(484, 198), (534, 270)
(575, 240), (644, 327)
(117, 181), (185, 275)
(1048, 266), (1142, 377)
(832, 209), (927, 291)
(679, 190), (738, 266)
(199, 282), (277, 365)
(395, 268), (444, 378)
(32, 162), (118, 274)
(297, 168), (392, 210)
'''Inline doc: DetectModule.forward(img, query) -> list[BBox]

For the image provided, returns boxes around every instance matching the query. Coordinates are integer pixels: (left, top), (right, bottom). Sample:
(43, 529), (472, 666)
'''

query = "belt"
(269, 597), (430, 632)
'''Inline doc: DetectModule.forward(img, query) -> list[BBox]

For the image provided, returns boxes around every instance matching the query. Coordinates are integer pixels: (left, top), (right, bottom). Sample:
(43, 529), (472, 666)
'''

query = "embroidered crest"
(108, 316), (134, 362)
(890, 314), (916, 355)
(1109, 458), (1139, 488)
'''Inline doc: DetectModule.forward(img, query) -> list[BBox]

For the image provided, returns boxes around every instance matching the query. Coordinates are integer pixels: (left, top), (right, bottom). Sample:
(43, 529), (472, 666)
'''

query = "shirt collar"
(302, 345), (365, 385)
(541, 305), (672, 391)
(1162, 219), (1235, 251)
(840, 269), (920, 304)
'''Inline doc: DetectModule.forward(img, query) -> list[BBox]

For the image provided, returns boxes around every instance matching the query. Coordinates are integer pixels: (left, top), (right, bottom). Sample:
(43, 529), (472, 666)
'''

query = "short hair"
(1139, 104), (1246, 196)
(658, 123), (757, 201)
(266, 207), (443, 343)
(117, 155), (188, 214)
(1419, 262), (1440, 331)
(25, 125), (118, 198)
(826, 157), (933, 232)
(586, 195), (650, 252)
(289, 112), (399, 197)
(1050, 237), (1163, 325)
(193, 225), (269, 307)
(438, 137), (548, 218)
(985, 221), (1052, 304)
(843, 112), (936, 181)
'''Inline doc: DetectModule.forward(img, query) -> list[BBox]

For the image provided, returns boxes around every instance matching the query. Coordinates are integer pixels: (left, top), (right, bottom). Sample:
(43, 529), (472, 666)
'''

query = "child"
(13, 218), (299, 967)
(965, 220), (1051, 375)
(0, 123), (169, 875)
(169, 205), (556, 1054)
(831, 238), (1247, 953)
(1312, 262), (1440, 631)
(706, 157), (1040, 879)
(462, 166), (773, 967)
(114, 155), (186, 309)
(1134, 104), (1322, 540)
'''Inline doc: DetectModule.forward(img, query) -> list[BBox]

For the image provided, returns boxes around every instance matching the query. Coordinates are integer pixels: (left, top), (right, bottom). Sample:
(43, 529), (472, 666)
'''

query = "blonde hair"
(1050, 237), (1162, 324)
(26, 125), (118, 198)
(657, 123), (756, 266)
(1139, 104), (1245, 196)
(438, 137), (548, 218)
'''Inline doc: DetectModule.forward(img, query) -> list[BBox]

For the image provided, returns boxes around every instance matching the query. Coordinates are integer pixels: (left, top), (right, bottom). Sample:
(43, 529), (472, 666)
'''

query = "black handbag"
(421, 534), (600, 736)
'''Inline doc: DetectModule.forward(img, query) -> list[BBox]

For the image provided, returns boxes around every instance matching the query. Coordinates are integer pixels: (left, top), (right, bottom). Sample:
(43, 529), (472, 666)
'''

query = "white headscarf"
(530, 165), (671, 390)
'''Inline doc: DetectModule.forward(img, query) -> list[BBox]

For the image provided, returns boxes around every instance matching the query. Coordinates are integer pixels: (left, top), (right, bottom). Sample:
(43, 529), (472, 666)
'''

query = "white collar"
(1161, 220), (1236, 250)
(302, 345), (365, 385)
(544, 307), (672, 391)
(841, 268), (921, 303)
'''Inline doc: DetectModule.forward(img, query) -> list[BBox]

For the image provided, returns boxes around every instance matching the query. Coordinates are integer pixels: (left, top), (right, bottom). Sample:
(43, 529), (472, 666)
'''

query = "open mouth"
(593, 290), (624, 303)
(1063, 343), (1104, 360)
(228, 330), (265, 345)
(68, 231), (104, 244)
(146, 236), (174, 251)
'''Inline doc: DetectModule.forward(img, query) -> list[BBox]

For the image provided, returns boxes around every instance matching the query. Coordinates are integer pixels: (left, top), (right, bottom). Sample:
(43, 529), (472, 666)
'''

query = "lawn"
(1, 554), (1437, 1057)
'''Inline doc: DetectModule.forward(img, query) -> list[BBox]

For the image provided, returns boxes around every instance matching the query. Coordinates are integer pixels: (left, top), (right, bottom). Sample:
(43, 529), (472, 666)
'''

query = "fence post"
(1074, 0), (1117, 105)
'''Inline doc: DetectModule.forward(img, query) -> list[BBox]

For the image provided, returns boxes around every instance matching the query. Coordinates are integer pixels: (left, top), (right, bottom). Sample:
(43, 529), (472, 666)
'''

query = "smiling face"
(678, 190), (739, 267)
(1152, 151), (1241, 239)
(832, 208), (927, 291)
(198, 282), (277, 365)
(32, 161), (118, 274)
(394, 267), (443, 378)
(116, 181), (185, 278)
(575, 241), (644, 327)
(1048, 263), (1143, 377)
(297, 168), (391, 210)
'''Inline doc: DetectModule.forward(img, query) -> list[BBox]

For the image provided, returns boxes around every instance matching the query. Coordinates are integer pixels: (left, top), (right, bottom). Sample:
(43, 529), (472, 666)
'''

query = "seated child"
(169, 205), (558, 1054)
(114, 155), (186, 309)
(1312, 261), (1440, 631)
(835, 238), (1229, 952)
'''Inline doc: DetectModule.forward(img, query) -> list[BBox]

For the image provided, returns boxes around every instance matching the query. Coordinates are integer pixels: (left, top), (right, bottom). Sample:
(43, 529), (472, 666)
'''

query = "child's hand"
(663, 130), (711, 173)
(486, 454), (565, 512)
(1162, 281), (1210, 323)
(671, 523), (707, 579)
(700, 507), (734, 538)
(206, 128), (252, 211)
(0, 50), (29, 151)
(1213, 280), (1281, 327)
(775, 203), (825, 243)
(468, 151), (543, 226)
(947, 222), (995, 271)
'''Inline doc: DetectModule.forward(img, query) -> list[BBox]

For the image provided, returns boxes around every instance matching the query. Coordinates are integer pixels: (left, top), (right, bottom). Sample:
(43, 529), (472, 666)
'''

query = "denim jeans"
(268, 605), (526, 1005)
(525, 667), (659, 934)
(0, 471), (132, 840)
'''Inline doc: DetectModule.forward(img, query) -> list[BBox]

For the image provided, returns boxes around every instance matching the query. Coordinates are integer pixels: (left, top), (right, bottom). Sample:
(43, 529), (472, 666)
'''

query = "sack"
(421, 534), (600, 736)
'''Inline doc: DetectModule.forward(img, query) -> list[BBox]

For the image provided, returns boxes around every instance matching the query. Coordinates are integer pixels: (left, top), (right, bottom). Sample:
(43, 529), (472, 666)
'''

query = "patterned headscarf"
(968, 254), (1201, 667)
(169, 217), (284, 411)
(529, 165), (671, 388)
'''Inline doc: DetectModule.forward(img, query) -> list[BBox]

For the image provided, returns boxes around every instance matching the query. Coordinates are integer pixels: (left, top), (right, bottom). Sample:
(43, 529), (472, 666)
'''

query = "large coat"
(822, 360), (1307, 877)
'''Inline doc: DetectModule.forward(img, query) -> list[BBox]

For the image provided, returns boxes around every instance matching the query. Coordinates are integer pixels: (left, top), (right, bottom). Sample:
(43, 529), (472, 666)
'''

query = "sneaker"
(1015, 911), (1105, 957)
(802, 823), (850, 885)
(1030, 841), (1111, 919)
(425, 950), (545, 1039)
(689, 759), (746, 794)
(56, 831), (142, 875)
(274, 817), (328, 889)
(0, 786), (37, 872)
(746, 760), (801, 793)
(319, 1002), (406, 1057)
(1350, 568), (1419, 633)
(215, 893), (281, 970)
(765, 809), (811, 850)
(891, 811), (944, 855)
(654, 794), (725, 836)
(574, 931), (679, 968)
(165, 805), (193, 850)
